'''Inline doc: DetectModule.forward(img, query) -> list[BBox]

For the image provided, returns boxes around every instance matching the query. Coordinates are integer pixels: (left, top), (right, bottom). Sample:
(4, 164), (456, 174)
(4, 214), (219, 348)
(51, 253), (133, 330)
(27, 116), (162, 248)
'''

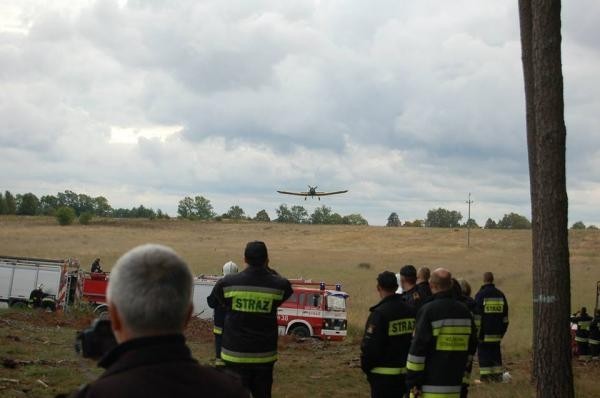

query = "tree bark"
(518, 1), (574, 397)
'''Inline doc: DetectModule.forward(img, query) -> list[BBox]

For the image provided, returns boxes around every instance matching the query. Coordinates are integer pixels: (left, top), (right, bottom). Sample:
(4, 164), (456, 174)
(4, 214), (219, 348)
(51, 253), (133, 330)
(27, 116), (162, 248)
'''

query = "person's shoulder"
(193, 366), (249, 397)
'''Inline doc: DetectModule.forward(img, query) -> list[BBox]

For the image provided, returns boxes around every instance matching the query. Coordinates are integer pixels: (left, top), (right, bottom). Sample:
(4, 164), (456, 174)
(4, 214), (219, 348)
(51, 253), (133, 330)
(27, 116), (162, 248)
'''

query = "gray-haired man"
(69, 244), (248, 398)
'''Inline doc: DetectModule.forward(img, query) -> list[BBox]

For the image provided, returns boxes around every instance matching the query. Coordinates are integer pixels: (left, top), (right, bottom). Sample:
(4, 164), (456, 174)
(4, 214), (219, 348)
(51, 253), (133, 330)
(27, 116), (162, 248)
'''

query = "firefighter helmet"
(222, 261), (239, 276)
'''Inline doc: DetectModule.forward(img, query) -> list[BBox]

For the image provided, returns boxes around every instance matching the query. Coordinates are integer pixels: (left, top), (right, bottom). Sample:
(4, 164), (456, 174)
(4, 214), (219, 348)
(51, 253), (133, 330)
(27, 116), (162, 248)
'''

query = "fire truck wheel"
(288, 324), (310, 338)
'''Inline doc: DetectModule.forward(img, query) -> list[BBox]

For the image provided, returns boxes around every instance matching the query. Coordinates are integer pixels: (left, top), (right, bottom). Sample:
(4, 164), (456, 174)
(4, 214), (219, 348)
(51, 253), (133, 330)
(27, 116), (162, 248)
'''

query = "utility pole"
(466, 193), (474, 248)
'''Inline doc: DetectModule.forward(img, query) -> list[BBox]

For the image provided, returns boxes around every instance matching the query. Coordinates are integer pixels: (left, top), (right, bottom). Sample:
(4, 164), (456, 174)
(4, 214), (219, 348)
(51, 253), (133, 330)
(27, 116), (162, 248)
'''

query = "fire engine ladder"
(63, 274), (74, 313)
(288, 279), (343, 291)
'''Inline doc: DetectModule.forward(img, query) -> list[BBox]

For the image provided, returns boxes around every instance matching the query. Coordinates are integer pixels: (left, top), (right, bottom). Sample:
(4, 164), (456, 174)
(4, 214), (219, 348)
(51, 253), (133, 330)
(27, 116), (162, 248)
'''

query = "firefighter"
(571, 307), (593, 361)
(213, 241), (293, 398)
(406, 268), (477, 398)
(29, 284), (45, 308)
(455, 278), (477, 398)
(589, 309), (600, 360)
(400, 265), (423, 310)
(416, 267), (432, 299)
(207, 260), (239, 366)
(474, 272), (509, 381)
(91, 258), (103, 273)
(361, 271), (415, 398)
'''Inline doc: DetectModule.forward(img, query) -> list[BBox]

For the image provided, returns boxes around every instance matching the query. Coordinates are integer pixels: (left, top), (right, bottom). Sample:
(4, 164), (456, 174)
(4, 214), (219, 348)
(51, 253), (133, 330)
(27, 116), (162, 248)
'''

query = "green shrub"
(79, 211), (94, 225)
(55, 206), (76, 226)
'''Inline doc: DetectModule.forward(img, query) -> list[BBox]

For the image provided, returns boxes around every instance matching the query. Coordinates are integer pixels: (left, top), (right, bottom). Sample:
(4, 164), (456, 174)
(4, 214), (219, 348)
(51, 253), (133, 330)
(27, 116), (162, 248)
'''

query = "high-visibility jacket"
(361, 293), (416, 376)
(474, 284), (509, 343)
(213, 266), (293, 365)
(406, 290), (477, 398)
(571, 313), (593, 343)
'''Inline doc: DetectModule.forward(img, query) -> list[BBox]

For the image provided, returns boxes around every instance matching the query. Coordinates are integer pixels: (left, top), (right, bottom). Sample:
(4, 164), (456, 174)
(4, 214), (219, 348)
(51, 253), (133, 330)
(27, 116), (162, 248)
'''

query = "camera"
(75, 318), (117, 360)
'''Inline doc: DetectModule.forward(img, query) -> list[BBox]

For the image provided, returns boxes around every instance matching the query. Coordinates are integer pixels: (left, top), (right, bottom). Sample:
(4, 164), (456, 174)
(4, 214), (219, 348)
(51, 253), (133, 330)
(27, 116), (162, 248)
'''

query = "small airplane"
(277, 186), (348, 200)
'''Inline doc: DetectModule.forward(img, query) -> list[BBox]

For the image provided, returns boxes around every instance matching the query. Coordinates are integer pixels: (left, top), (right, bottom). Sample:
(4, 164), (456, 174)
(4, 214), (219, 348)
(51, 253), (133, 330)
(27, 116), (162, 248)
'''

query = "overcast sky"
(1, 1), (598, 226)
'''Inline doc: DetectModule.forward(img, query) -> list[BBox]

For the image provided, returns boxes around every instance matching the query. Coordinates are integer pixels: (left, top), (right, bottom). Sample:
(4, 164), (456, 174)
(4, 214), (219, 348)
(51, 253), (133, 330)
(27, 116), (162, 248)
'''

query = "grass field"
(0, 216), (599, 397)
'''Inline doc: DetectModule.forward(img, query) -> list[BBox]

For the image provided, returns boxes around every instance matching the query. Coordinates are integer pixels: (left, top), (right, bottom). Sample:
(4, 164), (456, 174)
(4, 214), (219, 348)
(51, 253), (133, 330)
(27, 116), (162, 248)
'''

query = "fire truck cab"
(278, 280), (349, 341)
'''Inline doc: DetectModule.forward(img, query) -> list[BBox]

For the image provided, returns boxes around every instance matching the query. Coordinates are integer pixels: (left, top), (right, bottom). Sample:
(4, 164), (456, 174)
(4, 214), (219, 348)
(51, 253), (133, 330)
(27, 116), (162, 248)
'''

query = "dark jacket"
(406, 290), (477, 392)
(589, 315), (600, 344)
(474, 284), (509, 343)
(207, 286), (226, 335)
(69, 334), (248, 398)
(571, 313), (593, 342)
(213, 266), (293, 364)
(361, 293), (416, 375)
(416, 281), (432, 300)
(401, 285), (424, 310)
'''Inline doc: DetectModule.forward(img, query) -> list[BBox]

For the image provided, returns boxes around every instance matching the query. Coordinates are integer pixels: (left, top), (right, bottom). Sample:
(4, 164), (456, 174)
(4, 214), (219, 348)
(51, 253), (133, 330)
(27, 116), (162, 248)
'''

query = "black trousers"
(366, 374), (406, 398)
(214, 333), (223, 358)
(576, 341), (590, 358)
(478, 342), (502, 381)
(227, 363), (274, 398)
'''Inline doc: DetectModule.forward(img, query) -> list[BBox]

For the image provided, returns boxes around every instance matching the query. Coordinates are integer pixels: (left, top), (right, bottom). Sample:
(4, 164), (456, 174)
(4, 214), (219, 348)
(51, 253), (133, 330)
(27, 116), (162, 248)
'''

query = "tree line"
(0, 190), (369, 226)
(387, 207), (597, 230)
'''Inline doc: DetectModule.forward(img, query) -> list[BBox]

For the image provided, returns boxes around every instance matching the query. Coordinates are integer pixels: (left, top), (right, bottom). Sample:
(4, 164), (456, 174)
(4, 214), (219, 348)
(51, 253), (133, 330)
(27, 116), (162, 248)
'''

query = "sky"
(1, 1), (599, 226)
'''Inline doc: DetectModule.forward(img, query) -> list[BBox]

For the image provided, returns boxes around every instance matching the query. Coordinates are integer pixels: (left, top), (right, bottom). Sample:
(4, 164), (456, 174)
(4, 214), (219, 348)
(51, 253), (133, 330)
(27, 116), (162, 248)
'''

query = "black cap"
(244, 241), (268, 266)
(377, 271), (399, 291)
(400, 264), (417, 277)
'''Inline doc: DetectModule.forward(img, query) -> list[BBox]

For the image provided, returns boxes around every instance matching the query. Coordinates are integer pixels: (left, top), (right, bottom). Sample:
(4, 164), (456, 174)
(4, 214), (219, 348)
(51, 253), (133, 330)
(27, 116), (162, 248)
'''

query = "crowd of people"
(65, 243), (513, 398)
(361, 266), (509, 398)
(571, 306), (600, 361)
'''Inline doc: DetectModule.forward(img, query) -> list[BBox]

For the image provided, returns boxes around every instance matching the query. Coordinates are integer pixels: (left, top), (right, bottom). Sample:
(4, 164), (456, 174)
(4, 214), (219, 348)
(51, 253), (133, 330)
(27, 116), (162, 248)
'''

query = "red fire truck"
(278, 279), (348, 341)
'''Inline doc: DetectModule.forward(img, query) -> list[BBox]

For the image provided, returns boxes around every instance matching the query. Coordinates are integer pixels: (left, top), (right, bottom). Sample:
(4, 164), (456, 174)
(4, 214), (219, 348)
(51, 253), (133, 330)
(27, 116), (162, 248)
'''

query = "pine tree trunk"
(518, 1), (574, 397)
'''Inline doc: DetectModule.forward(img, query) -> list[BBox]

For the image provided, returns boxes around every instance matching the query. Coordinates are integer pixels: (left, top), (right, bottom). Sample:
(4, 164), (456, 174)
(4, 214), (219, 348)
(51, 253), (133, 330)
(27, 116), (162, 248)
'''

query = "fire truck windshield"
(326, 295), (346, 311)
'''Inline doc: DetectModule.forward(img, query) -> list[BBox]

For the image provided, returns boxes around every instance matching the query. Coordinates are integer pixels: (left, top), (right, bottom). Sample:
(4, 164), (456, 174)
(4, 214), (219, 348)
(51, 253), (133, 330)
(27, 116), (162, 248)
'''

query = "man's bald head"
(429, 268), (452, 294)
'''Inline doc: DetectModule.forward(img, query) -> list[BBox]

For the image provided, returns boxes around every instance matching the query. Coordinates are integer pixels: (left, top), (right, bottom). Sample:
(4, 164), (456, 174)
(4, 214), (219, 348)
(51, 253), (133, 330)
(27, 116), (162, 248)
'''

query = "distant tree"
(57, 190), (79, 213)
(463, 218), (479, 228)
(79, 211), (94, 225)
(275, 204), (294, 223)
(426, 208), (463, 228)
(5, 191), (16, 214)
(290, 205), (309, 224)
(484, 218), (497, 229)
(587, 225), (598, 230)
(55, 206), (76, 226)
(343, 214), (368, 225)
(412, 219), (424, 228)
(311, 205), (333, 224)
(77, 194), (95, 215)
(497, 212), (532, 229)
(156, 209), (170, 219)
(0, 192), (6, 214)
(254, 209), (271, 222)
(193, 196), (215, 220)
(226, 205), (246, 220)
(387, 212), (401, 227)
(39, 195), (58, 215)
(571, 221), (586, 230)
(93, 196), (112, 217)
(17, 193), (39, 216)
(177, 196), (195, 218)
(329, 212), (344, 225)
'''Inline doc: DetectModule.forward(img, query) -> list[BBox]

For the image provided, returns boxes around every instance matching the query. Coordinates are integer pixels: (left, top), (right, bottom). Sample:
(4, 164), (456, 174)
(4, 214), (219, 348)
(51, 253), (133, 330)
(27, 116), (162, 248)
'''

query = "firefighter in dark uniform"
(589, 309), (600, 360)
(571, 307), (593, 361)
(416, 267), (433, 299)
(91, 258), (103, 273)
(361, 271), (416, 398)
(406, 268), (477, 398)
(207, 261), (239, 366)
(474, 272), (509, 381)
(400, 265), (424, 310)
(213, 241), (293, 398)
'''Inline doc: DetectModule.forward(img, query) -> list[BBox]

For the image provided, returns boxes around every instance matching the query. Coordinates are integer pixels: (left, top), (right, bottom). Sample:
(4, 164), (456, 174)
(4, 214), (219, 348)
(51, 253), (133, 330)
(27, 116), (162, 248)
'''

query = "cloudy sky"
(1, 1), (599, 226)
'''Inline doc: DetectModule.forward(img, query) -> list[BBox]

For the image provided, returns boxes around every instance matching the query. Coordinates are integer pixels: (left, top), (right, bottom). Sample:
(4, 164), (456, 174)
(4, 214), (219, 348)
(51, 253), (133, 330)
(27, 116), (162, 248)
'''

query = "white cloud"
(0, 1), (598, 225)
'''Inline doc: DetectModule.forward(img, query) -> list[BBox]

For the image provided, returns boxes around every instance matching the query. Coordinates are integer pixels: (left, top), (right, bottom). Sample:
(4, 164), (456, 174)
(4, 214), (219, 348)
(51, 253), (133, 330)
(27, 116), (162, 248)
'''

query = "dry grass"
(1, 216), (599, 397)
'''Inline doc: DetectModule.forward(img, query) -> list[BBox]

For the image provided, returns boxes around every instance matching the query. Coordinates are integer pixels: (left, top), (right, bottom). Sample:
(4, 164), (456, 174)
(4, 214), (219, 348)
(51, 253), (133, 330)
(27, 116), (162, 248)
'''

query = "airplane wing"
(314, 190), (349, 196)
(277, 191), (310, 196)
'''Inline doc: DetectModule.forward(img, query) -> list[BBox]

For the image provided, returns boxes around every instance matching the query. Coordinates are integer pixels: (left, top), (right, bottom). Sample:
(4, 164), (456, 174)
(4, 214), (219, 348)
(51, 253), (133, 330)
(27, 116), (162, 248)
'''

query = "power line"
(466, 193), (474, 248)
